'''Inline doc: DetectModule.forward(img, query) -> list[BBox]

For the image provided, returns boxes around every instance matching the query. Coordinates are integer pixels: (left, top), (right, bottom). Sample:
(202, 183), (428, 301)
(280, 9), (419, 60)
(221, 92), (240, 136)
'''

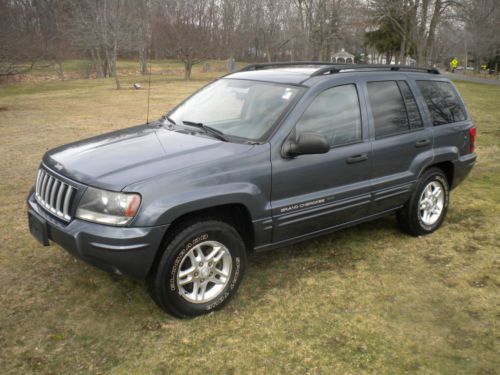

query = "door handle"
(346, 154), (368, 164)
(415, 139), (431, 148)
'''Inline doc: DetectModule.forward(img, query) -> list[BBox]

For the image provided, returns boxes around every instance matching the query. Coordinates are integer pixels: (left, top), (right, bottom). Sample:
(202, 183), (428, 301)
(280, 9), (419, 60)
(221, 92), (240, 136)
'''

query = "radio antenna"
(146, 55), (152, 124)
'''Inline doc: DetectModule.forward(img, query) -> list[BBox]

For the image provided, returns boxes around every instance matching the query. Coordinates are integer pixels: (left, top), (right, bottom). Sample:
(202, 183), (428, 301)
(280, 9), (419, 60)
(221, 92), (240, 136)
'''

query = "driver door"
(270, 83), (372, 243)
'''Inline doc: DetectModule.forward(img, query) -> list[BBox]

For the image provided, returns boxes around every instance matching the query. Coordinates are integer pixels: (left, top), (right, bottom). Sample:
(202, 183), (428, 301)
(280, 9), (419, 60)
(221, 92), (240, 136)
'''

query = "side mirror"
(283, 132), (330, 157)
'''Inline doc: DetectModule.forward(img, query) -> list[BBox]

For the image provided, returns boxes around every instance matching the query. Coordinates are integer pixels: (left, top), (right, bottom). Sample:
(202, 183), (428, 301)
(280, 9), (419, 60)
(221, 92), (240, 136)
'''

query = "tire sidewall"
(155, 222), (246, 317)
(414, 171), (449, 234)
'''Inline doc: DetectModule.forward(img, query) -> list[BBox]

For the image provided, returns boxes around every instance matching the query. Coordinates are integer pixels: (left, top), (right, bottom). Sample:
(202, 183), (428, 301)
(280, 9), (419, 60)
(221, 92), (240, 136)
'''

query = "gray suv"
(27, 62), (477, 317)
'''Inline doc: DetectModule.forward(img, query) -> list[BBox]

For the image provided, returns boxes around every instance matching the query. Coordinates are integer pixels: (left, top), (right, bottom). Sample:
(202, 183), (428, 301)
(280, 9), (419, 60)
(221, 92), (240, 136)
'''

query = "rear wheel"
(397, 168), (449, 236)
(147, 220), (246, 318)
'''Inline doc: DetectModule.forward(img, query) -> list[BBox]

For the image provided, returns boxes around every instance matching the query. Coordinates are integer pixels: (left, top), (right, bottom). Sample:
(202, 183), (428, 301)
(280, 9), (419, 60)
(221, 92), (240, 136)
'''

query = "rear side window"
(296, 84), (362, 147)
(416, 81), (467, 125)
(398, 81), (423, 129)
(367, 81), (419, 138)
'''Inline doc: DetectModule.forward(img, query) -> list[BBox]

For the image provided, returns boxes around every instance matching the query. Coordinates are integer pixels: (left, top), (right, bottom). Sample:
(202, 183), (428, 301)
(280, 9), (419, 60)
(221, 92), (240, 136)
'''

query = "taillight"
(469, 127), (477, 153)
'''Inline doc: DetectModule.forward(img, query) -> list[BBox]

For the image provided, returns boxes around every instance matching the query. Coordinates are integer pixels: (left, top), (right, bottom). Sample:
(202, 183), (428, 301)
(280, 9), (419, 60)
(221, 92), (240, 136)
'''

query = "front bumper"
(27, 192), (168, 279)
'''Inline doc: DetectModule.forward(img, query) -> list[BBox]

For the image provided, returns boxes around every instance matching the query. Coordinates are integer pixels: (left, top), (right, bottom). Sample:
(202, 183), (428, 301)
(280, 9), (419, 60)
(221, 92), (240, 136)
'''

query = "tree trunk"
(408, 1), (419, 64)
(112, 41), (120, 90)
(104, 48), (112, 78)
(398, 36), (407, 65)
(265, 46), (272, 62)
(184, 60), (192, 80)
(424, 0), (442, 66)
(386, 51), (392, 64)
(54, 59), (64, 80)
(139, 48), (148, 75)
(91, 48), (105, 78)
(416, 47), (425, 66)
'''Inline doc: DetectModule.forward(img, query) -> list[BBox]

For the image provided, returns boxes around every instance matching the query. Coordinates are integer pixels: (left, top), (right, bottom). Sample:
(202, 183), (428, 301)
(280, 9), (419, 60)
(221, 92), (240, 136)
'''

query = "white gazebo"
(331, 49), (354, 64)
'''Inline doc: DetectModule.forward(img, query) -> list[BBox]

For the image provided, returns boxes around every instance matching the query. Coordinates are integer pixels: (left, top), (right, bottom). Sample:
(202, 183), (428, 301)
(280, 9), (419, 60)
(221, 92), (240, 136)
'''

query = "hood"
(43, 124), (253, 190)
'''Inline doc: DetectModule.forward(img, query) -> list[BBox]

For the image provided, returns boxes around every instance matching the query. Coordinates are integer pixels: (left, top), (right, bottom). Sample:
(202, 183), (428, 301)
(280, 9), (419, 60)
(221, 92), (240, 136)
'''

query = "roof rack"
(310, 64), (440, 76)
(237, 61), (439, 76)
(240, 61), (337, 71)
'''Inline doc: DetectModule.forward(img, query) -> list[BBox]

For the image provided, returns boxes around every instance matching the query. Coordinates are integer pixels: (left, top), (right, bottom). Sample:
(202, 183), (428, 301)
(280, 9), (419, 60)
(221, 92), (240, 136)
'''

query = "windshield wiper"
(182, 120), (229, 142)
(161, 115), (177, 126)
(166, 115), (177, 125)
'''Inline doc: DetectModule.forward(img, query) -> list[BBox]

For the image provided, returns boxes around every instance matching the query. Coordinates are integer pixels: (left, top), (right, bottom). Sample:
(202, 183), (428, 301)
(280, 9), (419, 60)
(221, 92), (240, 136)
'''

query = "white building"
(331, 49), (354, 63)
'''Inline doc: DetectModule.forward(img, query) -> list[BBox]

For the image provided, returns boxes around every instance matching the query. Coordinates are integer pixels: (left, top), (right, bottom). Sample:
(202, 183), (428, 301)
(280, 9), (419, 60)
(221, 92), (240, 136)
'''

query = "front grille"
(35, 168), (76, 221)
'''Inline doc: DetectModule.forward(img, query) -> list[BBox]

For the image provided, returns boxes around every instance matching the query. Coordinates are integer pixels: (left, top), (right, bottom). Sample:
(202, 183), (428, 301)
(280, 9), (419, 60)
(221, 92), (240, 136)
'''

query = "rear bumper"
(27, 192), (168, 279)
(452, 152), (477, 189)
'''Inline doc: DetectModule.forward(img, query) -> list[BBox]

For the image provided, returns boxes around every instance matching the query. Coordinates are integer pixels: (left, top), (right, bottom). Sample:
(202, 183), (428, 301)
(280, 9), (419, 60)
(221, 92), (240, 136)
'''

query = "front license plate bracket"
(28, 210), (50, 246)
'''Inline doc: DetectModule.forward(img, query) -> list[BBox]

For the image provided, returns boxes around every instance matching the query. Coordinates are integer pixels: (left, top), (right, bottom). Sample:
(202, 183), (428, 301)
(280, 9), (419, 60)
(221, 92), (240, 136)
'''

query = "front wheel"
(147, 220), (246, 318)
(397, 168), (450, 236)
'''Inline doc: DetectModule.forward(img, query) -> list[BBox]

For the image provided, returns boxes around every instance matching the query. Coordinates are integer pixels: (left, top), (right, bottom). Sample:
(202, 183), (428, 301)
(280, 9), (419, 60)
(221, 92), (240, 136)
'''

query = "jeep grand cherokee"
(27, 62), (477, 317)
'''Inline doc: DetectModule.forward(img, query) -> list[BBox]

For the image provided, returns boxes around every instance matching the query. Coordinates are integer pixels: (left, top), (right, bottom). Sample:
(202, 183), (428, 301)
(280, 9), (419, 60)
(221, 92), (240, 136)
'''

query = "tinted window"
(398, 81), (423, 129)
(367, 81), (409, 138)
(416, 80), (467, 125)
(296, 84), (361, 146)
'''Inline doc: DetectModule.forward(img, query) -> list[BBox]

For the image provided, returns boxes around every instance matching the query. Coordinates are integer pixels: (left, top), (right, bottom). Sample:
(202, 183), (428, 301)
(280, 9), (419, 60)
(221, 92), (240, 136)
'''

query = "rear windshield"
(416, 81), (467, 126)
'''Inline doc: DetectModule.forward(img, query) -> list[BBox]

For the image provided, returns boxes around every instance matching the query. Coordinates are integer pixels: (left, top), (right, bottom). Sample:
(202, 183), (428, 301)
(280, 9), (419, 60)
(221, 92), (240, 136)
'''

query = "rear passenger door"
(363, 78), (433, 213)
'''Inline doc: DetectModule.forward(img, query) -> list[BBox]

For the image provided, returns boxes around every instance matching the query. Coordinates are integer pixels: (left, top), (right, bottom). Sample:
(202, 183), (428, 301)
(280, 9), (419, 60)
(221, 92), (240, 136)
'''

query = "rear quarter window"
(416, 80), (467, 125)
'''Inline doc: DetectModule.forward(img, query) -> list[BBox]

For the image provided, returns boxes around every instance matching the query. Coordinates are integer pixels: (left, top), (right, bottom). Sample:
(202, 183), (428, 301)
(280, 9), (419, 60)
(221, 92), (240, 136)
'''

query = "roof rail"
(310, 64), (440, 77)
(237, 61), (440, 76)
(240, 61), (337, 71)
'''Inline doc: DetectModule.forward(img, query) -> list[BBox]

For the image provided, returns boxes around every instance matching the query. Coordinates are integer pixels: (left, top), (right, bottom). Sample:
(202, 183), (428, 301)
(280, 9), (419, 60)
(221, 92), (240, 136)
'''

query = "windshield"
(168, 79), (302, 141)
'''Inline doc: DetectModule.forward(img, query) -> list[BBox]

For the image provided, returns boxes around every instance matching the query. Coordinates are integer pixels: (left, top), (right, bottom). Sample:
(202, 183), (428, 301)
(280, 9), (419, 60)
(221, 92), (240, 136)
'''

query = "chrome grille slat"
(40, 173), (48, 201)
(49, 180), (59, 211)
(44, 176), (53, 204)
(63, 186), (74, 219)
(35, 169), (43, 195)
(55, 183), (66, 215)
(34, 168), (76, 222)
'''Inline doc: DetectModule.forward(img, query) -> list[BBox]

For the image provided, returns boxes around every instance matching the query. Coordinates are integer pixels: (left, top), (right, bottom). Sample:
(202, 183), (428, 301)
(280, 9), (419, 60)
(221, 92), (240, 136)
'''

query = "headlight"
(75, 187), (141, 226)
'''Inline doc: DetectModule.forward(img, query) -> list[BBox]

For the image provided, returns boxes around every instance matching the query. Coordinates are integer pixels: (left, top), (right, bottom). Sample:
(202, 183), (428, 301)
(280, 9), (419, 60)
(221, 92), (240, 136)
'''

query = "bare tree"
(154, 0), (212, 80)
(3, 0), (497, 81)
(0, 0), (45, 76)
(369, 0), (455, 66)
(457, 0), (500, 71)
(68, 0), (143, 88)
(136, 0), (153, 75)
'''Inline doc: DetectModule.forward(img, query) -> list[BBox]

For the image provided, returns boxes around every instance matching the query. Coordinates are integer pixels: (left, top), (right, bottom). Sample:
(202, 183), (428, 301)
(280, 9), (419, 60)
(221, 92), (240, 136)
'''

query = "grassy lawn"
(0, 65), (498, 374)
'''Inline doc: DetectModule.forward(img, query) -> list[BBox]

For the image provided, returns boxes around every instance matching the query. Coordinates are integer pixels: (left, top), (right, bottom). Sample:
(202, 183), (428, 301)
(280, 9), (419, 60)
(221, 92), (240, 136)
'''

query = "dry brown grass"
(0, 67), (498, 374)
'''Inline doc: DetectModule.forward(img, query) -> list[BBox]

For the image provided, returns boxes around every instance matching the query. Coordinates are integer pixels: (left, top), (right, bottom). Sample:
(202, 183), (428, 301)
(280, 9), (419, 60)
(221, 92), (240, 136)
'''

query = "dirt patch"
(468, 276), (490, 288)
(454, 243), (481, 253)
(442, 277), (458, 288)
(423, 254), (454, 266)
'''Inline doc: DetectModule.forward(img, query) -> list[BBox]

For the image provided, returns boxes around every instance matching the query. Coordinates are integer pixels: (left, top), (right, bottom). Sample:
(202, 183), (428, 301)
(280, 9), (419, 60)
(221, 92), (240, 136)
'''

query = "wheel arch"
(146, 203), (255, 279)
(420, 160), (454, 188)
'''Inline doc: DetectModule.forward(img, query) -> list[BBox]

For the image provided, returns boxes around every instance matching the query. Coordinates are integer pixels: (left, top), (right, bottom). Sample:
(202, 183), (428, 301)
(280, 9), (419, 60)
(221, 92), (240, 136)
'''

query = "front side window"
(416, 80), (467, 125)
(295, 84), (362, 147)
(169, 79), (302, 141)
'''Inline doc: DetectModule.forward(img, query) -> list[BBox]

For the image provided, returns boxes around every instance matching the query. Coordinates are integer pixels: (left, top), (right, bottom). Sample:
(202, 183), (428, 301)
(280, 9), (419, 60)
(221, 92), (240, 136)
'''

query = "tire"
(147, 220), (246, 318)
(397, 168), (450, 236)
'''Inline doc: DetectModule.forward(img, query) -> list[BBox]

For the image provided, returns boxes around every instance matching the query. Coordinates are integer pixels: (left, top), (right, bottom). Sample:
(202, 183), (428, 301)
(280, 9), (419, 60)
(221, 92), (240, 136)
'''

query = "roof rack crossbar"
(240, 61), (340, 72)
